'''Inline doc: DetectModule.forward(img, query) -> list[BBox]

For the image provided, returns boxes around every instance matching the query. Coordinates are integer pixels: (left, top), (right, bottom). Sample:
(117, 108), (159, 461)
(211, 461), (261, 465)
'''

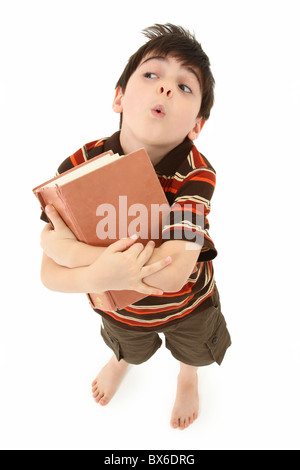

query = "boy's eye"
(179, 84), (192, 93)
(144, 72), (158, 79)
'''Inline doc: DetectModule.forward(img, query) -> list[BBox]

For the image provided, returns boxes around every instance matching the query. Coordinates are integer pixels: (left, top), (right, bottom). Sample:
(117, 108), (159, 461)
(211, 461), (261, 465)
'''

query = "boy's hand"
(40, 205), (77, 266)
(86, 236), (172, 296)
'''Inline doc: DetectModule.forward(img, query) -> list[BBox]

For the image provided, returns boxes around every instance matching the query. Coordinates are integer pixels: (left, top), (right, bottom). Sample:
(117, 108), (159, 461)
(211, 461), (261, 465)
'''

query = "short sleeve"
(161, 168), (218, 261)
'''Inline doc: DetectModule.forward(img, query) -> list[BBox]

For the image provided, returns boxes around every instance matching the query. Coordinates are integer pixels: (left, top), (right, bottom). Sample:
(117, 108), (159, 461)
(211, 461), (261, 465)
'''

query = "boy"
(40, 24), (231, 430)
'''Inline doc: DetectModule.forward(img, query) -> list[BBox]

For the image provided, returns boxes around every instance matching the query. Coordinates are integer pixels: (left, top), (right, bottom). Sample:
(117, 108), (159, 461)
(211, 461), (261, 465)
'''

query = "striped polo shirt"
(42, 131), (218, 331)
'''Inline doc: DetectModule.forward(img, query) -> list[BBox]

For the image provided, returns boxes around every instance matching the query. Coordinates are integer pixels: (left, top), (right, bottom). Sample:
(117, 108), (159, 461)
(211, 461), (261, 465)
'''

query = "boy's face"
(113, 55), (203, 153)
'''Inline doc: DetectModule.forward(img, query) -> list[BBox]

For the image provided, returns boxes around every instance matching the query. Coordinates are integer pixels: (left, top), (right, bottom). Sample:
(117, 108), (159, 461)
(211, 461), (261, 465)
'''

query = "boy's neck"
(119, 128), (182, 167)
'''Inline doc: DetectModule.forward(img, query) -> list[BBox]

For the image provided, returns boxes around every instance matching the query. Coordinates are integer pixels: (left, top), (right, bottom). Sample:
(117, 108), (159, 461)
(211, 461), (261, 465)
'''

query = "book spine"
(34, 191), (54, 228)
(87, 292), (117, 312)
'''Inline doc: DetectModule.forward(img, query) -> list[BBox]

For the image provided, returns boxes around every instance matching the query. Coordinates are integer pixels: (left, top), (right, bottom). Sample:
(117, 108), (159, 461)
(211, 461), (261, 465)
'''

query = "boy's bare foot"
(170, 364), (199, 430)
(91, 355), (129, 406)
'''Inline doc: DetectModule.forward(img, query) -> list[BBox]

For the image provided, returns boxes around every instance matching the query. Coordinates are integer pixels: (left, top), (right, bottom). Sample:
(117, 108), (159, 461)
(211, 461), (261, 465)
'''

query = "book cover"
(33, 148), (170, 311)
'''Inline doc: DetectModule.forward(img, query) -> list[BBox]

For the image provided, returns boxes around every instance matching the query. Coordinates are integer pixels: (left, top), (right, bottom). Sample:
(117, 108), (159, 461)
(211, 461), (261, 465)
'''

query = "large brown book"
(33, 148), (170, 311)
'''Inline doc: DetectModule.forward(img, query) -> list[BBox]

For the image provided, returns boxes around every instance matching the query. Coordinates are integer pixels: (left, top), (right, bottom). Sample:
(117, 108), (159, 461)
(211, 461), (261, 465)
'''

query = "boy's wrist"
(67, 240), (106, 269)
(55, 239), (83, 269)
(66, 239), (83, 268)
(84, 263), (108, 293)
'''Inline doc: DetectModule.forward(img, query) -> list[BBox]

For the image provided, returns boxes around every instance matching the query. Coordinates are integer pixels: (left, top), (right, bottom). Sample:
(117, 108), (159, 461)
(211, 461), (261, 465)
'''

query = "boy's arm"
(41, 252), (91, 293)
(143, 240), (201, 293)
(40, 205), (105, 268)
(40, 237), (172, 296)
(40, 206), (200, 293)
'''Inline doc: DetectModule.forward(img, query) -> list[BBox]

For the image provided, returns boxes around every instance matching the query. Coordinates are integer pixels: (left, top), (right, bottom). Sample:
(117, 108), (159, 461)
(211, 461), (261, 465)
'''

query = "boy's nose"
(158, 86), (173, 98)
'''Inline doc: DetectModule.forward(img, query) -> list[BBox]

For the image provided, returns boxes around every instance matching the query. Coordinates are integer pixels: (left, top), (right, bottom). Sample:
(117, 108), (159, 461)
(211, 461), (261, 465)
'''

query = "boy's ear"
(112, 86), (124, 114)
(187, 117), (205, 141)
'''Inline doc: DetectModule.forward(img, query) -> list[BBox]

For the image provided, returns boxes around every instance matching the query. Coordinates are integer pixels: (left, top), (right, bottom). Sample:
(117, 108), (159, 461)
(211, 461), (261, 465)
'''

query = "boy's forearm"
(142, 245), (179, 292)
(41, 253), (93, 293)
(143, 241), (201, 293)
(67, 240), (106, 268)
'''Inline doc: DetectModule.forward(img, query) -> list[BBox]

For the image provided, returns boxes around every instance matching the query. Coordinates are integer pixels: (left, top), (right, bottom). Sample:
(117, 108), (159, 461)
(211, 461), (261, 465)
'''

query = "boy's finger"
(141, 256), (172, 278)
(137, 240), (156, 265)
(135, 282), (164, 297)
(108, 234), (138, 253)
(45, 205), (66, 230)
(126, 242), (145, 257)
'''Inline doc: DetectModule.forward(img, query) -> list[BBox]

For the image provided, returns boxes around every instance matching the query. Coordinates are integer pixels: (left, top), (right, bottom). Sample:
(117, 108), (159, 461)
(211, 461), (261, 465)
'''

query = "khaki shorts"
(100, 286), (231, 367)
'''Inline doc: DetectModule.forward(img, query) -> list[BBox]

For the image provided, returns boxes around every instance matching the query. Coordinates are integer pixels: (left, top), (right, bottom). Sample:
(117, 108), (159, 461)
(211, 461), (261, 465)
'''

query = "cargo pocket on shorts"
(101, 326), (123, 361)
(206, 317), (231, 365)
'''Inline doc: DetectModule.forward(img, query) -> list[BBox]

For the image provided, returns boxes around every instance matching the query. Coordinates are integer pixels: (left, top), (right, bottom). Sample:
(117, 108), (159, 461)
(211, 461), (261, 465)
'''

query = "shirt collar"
(102, 131), (124, 156)
(103, 131), (194, 177)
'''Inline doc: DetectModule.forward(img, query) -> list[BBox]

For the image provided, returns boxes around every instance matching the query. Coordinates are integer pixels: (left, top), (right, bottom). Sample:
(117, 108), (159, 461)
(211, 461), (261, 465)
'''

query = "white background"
(1, 0), (299, 450)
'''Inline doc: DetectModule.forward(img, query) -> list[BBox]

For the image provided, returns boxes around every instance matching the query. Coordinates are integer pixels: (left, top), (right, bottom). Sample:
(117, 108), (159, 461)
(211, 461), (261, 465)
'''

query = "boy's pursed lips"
(151, 104), (166, 118)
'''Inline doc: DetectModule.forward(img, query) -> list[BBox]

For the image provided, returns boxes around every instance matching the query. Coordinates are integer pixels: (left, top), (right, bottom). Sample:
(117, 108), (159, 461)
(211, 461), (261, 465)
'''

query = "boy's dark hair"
(116, 23), (215, 126)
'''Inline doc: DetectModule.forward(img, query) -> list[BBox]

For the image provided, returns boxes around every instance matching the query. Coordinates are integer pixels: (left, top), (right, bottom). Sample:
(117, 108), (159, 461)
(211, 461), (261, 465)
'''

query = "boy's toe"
(179, 419), (186, 430)
(94, 393), (101, 403)
(100, 395), (109, 406)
